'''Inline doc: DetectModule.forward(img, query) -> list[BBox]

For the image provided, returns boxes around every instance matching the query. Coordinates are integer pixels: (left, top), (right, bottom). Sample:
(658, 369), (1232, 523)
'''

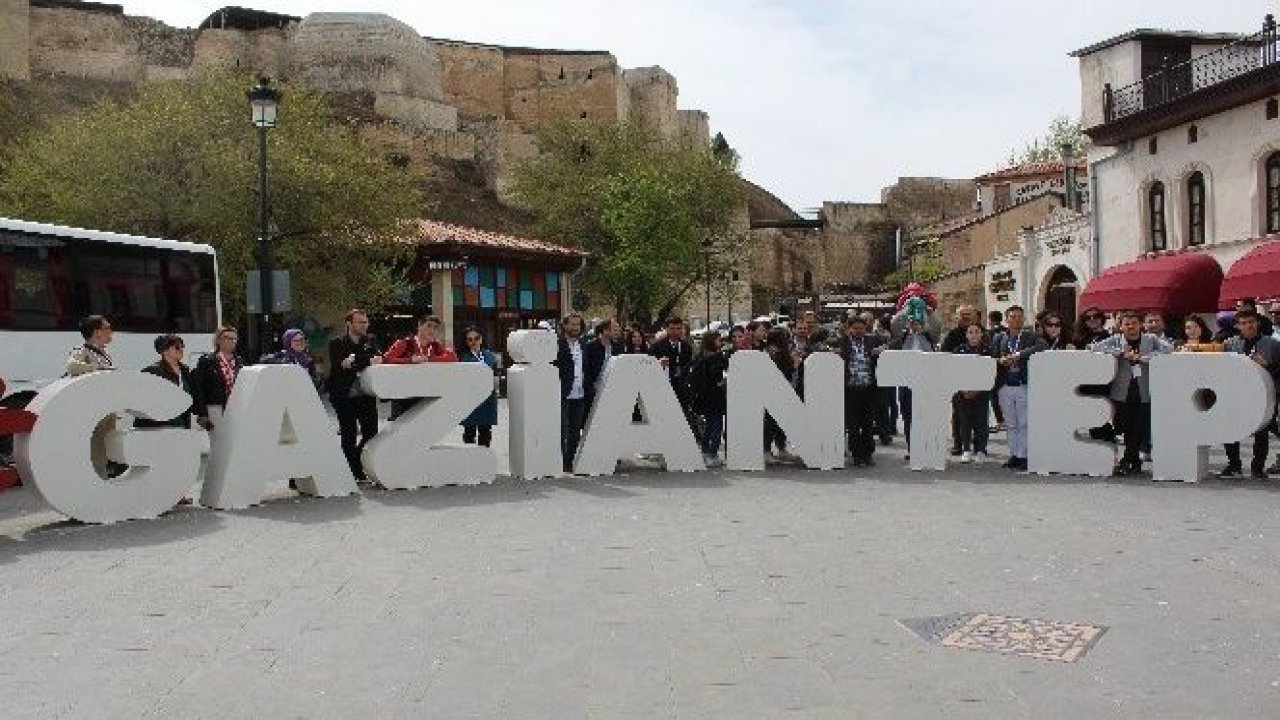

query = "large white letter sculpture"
(505, 330), (561, 480)
(1150, 353), (1277, 482)
(202, 365), (357, 509)
(876, 350), (995, 471)
(1027, 351), (1118, 477)
(725, 350), (844, 471)
(574, 353), (704, 474)
(16, 372), (205, 524)
(361, 362), (496, 489)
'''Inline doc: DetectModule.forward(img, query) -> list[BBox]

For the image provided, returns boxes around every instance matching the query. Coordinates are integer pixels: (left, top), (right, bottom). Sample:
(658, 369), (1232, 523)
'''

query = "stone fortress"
(0, 0), (974, 321)
(0, 0), (711, 197)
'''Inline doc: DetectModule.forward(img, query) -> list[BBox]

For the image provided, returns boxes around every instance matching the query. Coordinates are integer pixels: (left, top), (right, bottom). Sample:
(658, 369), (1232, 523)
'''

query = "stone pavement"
(0, 408), (1278, 719)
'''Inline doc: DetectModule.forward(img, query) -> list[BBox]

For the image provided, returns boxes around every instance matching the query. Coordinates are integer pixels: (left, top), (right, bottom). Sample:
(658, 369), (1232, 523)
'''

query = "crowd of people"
(7, 292), (1278, 495)
(54, 310), (501, 488)
(552, 294), (1280, 479)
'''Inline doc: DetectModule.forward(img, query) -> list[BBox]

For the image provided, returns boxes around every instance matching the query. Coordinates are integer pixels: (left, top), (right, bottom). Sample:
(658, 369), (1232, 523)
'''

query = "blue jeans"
(703, 413), (724, 456)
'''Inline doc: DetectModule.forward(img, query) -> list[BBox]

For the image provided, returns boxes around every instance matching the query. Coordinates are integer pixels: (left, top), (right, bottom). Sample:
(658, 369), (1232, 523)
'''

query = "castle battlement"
(0, 0), (713, 194)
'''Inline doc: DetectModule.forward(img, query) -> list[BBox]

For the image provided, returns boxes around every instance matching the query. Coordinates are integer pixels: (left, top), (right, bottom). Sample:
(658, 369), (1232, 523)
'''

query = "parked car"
(691, 320), (731, 340)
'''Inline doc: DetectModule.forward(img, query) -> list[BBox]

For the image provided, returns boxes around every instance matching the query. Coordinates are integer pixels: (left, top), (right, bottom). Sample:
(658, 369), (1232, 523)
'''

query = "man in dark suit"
(584, 318), (621, 409)
(838, 315), (885, 466)
(327, 309), (383, 482)
(553, 313), (588, 472)
(649, 316), (696, 433)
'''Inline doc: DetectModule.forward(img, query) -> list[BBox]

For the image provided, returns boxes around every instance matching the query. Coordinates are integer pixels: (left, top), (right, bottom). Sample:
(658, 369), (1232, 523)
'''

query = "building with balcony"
(1073, 14), (1280, 315)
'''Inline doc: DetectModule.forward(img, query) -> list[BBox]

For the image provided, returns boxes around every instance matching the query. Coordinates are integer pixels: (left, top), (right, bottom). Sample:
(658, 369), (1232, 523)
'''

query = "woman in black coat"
(136, 334), (202, 430)
(193, 325), (244, 426)
(691, 331), (729, 466)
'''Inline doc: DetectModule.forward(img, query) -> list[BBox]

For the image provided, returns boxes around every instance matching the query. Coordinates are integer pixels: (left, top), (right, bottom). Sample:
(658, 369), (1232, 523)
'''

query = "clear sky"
(123, 1), (1274, 210)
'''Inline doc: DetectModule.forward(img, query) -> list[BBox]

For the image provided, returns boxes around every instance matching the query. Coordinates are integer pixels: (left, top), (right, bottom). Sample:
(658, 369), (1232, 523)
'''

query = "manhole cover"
(900, 612), (1107, 663)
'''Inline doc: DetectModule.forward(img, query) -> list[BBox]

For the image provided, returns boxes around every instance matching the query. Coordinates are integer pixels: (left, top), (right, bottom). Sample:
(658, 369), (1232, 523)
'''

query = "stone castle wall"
(624, 66), (679, 138)
(191, 27), (289, 78)
(1, 0), (711, 171)
(429, 40), (505, 118)
(28, 3), (143, 81)
(0, 0), (31, 80)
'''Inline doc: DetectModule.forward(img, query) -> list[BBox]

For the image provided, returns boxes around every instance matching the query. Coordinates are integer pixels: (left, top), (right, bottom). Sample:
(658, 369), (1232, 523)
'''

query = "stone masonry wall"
(502, 50), (623, 132)
(191, 27), (290, 78)
(820, 202), (897, 289)
(430, 40), (505, 118)
(0, 0), (31, 80)
(678, 109), (709, 146)
(29, 4), (143, 81)
(624, 66), (678, 137)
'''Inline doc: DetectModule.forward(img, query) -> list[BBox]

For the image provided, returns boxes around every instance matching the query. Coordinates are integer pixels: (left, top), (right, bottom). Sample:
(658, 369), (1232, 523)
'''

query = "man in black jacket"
(1219, 310), (1280, 478)
(650, 316), (697, 434)
(839, 315), (885, 466)
(554, 313), (588, 472)
(940, 305), (978, 456)
(584, 318), (620, 409)
(327, 309), (383, 483)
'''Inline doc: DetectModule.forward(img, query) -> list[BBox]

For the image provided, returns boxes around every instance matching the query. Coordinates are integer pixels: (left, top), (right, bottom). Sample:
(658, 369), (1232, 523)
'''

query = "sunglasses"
(466, 335), (481, 342)
(1085, 315), (1103, 321)
(1045, 322), (1061, 327)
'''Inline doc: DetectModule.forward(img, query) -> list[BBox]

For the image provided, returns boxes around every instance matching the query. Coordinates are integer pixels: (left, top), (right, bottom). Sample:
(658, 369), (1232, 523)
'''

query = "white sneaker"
(974, 451), (991, 464)
(704, 454), (724, 468)
(959, 451), (973, 463)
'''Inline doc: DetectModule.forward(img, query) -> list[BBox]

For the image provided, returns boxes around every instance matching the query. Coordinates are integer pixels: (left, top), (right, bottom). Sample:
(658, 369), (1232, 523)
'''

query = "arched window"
(1187, 172), (1205, 246)
(1149, 182), (1167, 250)
(1267, 153), (1280, 233)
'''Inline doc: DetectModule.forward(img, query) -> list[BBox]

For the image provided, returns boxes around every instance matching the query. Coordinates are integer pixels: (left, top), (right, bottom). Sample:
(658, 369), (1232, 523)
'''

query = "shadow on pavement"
(364, 477), (552, 511)
(550, 478), (638, 498)
(12, 505), (225, 557)
(232, 492), (365, 525)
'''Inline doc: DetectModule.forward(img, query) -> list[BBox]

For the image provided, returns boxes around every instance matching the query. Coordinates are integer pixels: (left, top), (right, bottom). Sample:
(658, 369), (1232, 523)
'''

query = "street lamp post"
(247, 77), (281, 358)
(701, 237), (713, 326)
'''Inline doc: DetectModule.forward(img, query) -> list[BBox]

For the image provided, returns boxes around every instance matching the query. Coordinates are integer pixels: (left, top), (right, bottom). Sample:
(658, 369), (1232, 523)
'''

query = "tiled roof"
(975, 160), (1088, 183)
(408, 220), (586, 258)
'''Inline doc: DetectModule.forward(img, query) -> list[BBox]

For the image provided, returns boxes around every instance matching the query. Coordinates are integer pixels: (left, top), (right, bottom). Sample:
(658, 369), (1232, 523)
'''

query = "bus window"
(0, 235), (72, 330)
(70, 243), (167, 333)
(164, 252), (218, 333)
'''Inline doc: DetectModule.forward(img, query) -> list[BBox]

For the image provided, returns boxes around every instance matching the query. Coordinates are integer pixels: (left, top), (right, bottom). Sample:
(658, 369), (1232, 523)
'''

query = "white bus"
(0, 217), (221, 399)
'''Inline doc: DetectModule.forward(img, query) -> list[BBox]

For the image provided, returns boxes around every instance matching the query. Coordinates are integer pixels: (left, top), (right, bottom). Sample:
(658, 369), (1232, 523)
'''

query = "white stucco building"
(1072, 16), (1280, 311)
(985, 206), (1093, 324)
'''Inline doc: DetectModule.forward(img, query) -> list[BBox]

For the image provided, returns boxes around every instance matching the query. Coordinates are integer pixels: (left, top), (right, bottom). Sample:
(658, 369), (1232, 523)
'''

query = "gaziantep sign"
(10, 330), (1278, 525)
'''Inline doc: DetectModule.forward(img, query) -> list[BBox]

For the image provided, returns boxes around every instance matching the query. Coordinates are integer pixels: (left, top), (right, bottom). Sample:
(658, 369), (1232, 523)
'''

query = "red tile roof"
(408, 220), (586, 258)
(975, 160), (1088, 183)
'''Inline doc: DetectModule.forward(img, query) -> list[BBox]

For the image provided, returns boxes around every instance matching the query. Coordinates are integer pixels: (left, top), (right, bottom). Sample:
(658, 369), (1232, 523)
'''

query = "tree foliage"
(882, 238), (945, 290)
(1009, 115), (1088, 165)
(0, 73), (425, 322)
(509, 120), (744, 324)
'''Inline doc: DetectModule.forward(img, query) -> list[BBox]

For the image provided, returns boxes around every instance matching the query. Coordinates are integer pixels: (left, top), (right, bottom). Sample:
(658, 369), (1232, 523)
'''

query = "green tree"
(509, 119), (743, 324)
(0, 73), (424, 322)
(882, 237), (945, 290)
(1009, 115), (1088, 164)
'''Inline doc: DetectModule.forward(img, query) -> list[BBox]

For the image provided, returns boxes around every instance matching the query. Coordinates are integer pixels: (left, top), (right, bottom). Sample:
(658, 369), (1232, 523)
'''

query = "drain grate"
(900, 612), (1107, 663)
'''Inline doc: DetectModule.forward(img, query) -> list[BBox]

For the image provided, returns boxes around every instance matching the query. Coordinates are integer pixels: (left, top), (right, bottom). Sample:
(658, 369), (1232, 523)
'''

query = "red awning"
(1219, 239), (1280, 309)
(1078, 252), (1223, 313)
